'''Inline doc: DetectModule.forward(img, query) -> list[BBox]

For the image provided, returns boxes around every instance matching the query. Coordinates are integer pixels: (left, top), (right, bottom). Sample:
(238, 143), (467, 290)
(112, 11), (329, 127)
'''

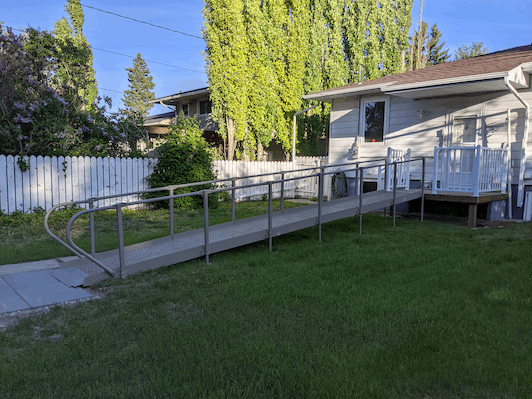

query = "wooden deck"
(424, 191), (508, 228)
(59, 188), (423, 286)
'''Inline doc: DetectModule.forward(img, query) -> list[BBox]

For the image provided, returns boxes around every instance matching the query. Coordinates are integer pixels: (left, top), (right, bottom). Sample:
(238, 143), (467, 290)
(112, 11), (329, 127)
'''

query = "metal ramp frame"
(46, 158), (426, 286)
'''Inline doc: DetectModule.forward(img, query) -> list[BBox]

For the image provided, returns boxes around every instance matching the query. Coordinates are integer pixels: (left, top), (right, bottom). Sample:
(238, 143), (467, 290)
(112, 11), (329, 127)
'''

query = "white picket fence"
(0, 155), (156, 214)
(0, 155), (328, 215)
(213, 157), (329, 201)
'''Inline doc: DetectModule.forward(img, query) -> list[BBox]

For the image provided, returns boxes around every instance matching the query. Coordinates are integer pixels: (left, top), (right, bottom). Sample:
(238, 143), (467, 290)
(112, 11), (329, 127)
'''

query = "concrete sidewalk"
(0, 257), (92, 314)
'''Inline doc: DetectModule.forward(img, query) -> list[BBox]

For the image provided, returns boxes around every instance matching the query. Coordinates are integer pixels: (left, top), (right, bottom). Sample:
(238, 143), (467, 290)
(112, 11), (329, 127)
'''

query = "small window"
(363, 101), (385, 143)
(454, 117), (476, 143)
(199, 100), (212, 115)
(182, 103), (189, 117)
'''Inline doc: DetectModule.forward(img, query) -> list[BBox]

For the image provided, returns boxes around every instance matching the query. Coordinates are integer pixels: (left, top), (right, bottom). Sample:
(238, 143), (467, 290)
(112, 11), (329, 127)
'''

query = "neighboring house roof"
(149, 87), (210, 107)
(144, 111), (175, 127)
(304, 44), (532, 101)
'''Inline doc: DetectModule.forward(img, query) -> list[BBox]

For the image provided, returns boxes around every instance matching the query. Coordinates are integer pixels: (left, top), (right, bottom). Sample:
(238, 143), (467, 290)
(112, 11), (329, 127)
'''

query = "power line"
(91, 47), (205, 74)
(97, 87), (123, 94)
(79, 3), (203, 40)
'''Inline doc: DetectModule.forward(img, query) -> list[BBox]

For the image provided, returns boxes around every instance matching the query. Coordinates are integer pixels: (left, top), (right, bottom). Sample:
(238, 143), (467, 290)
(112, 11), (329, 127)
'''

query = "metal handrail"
(49, 156), (426, 279)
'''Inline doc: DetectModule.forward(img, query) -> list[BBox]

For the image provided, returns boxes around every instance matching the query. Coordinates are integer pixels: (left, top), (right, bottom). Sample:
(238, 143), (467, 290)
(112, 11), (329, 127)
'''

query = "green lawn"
(1, 207), (532, 398)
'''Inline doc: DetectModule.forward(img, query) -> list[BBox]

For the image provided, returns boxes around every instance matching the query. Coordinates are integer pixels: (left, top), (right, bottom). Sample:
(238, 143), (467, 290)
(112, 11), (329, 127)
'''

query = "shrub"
(144, 116), (218, 209)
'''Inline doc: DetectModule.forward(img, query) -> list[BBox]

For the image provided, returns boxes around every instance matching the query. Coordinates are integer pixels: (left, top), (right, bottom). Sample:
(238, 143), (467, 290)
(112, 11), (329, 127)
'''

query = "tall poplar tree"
(122, 53), (156, 119)
(54, 0), (97, 111)
(203, 0), (413, 160)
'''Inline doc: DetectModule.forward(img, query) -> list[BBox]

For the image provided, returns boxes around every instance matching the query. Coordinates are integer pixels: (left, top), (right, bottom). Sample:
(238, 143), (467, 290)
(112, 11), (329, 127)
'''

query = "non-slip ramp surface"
(61, 189), (422, 286)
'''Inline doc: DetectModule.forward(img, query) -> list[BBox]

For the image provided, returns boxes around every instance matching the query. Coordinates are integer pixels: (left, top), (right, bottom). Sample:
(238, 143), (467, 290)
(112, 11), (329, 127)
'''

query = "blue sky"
(3, 0), (532, 116)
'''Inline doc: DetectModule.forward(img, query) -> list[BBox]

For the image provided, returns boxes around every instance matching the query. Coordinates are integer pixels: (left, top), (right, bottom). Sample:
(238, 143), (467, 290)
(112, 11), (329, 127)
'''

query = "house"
(303, 44), (532, 220)
(144, 87), (223, 151)
(144, 87), (288, 160)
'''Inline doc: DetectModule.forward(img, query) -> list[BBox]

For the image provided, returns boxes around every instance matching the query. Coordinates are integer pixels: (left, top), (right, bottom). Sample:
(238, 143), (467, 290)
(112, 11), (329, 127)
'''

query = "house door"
(449, 115), (482, 191)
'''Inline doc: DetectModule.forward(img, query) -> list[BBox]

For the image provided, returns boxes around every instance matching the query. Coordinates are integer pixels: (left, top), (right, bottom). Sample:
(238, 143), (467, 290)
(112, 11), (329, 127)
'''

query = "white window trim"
(358, 95), (390, 145)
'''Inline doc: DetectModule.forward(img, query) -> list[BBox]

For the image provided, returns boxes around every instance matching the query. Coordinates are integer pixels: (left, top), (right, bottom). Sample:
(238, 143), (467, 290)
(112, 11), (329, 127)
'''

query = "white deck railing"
(432, 146), (508, 196)
(377, 148), (411, 191)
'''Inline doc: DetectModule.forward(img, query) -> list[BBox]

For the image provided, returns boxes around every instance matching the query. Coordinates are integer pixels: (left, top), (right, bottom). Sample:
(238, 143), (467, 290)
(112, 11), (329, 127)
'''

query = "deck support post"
(393, 162), (397, 227)
(468, 203), (478, 228)
(203, 190), (211, 264)
(359, 167), (364, 235)
(169, 188), (174, 238)
(280, 172), (285, 214)
(89, 199), (95, 257)
(318, 170), (323, 242)
(116, 203), (126, 279)
(421, 157), (426, 222)
(231, 178), (236, 224)
(268, 182), (273, 252)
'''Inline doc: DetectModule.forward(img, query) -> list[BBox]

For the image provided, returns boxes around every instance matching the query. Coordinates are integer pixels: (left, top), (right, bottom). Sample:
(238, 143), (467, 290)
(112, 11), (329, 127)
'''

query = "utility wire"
(97, 87), (123, 94)
(80, 3), (203, 40)
(91, 47), (205, 74)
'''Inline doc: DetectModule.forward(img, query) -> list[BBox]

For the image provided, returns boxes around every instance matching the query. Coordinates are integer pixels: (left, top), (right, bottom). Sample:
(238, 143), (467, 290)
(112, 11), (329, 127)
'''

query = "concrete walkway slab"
(0, 269), (91, 313)
(0, 278), (30, 313)
(51, 267), (89, 287)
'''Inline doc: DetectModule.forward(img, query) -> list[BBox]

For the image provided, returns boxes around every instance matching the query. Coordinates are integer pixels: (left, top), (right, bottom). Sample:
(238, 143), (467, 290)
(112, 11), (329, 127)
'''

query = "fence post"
(88, 199), (96, 257)
(169, 188), (174, 239)
(116, 203), (126, 278)
(268, 182), (273, 252)
(203, 190), (211, 264)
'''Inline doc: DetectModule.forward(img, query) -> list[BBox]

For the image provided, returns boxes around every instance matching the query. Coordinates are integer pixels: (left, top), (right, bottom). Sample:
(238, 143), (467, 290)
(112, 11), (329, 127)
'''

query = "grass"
(1, 206), (532, 397)
(0, 198), (301, 265)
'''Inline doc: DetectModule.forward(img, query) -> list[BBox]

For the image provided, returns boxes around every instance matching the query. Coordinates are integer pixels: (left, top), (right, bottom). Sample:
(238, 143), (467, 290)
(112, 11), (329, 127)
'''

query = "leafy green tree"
(203, 0), (413, 160)
(53, 0), (97, 111)
(122, 53), (155, 119)
(454, 42), (488, 60)
(144, 116), (217, 208)
(426, 24), (450, 65)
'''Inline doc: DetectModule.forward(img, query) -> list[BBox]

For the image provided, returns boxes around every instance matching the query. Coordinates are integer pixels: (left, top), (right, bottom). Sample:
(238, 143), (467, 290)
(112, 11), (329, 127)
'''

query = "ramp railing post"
(359, 167), (364, 235)
(268, 182), (273, 252)
(280, 172), (285, 214)
(231, 178), (236, 224)
(393, 162), (397, 227)
(203, 190), (211, 264)
(88, 199), (95, 257)
(421, 157), (425, 222)
(116, 203), (126, 279)
(318, 170), (323, 242)
(169, 188), (174, 239)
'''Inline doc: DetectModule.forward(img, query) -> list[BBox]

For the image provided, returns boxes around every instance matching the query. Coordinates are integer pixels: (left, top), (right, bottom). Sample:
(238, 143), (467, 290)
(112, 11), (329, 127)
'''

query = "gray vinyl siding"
(328, 87), (532, 184)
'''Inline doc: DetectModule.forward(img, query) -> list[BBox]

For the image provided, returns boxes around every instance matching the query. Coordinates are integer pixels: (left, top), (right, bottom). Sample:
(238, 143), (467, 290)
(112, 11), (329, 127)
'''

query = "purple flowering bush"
(0, 25), (146, 160)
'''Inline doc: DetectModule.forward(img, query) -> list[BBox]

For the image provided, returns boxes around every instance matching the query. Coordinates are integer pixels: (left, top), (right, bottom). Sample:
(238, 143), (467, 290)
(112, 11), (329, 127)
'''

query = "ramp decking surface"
(60, 189), (422, 286)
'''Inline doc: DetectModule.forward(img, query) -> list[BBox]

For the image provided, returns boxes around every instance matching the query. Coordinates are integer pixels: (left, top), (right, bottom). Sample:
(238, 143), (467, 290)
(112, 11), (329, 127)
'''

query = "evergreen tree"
(122, 53), (156, 119)
(53, 0), (97, 111)
(426, 24), (450, 65)
(454, 42), (488, 60)
(407, 22), (450, 70)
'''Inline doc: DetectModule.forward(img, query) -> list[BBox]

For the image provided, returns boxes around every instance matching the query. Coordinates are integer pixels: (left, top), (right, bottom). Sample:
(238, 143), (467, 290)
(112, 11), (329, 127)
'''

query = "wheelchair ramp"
(60, 189), (422, 286)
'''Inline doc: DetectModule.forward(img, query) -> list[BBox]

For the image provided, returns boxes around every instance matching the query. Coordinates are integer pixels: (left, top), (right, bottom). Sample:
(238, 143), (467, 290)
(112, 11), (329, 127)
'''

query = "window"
(360, 97), (388, 143)
(454, 117), (477, 143)
(199, 100), (212, 115)
(182, 103), (189, 117)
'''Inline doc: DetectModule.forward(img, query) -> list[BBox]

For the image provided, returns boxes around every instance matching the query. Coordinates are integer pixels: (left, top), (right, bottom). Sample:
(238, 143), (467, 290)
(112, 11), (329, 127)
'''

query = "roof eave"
(150, 87), (210, 104)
